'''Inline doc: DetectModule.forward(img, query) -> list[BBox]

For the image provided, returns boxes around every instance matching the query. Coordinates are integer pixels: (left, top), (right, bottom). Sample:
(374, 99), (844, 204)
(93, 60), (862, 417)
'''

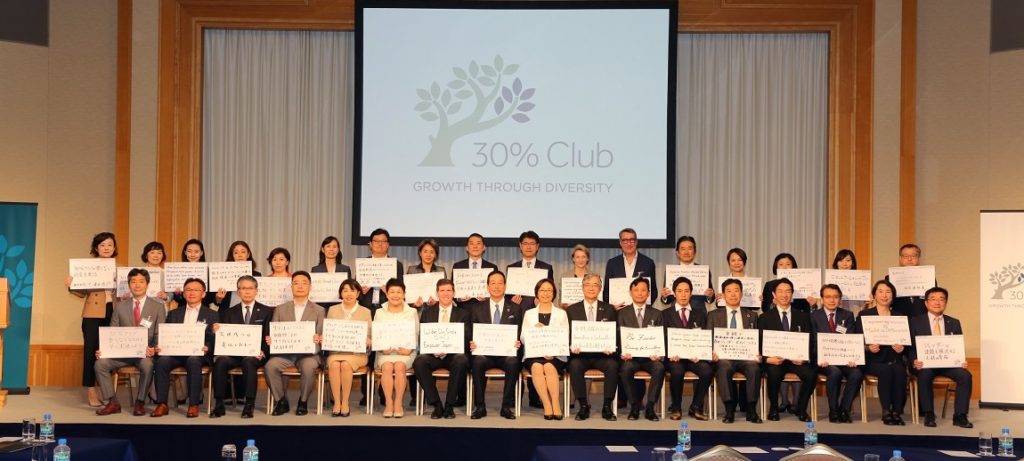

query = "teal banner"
(0, 202), (38, 391)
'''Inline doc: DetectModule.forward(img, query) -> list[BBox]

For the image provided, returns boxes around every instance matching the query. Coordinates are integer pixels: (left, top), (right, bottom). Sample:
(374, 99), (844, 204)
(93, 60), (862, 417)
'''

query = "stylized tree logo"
(0, 234), (32, 309)
(988, 263), (1024, 299)
(415, 55), (536, 166)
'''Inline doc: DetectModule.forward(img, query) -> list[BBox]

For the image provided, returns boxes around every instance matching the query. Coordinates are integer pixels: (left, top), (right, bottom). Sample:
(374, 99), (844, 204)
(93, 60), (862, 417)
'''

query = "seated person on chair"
(521, 279), (569, 420)
(153, 277), (218, 418)
(211, 275), (273, 419)
(325, 279), (372, 417)
(909, 286), (973, 429)
(662, 276), (713, 421)
(758, 278), (816, 422)
(810, 283), (863, 423)
(95, 268), (166, 416)
(566, 273), (619, 421)
(706, 278), (762, 424)
(373, 278), (419, 419)
(413, 278), (470, 419)
(468, 270), (524, 420)
(265, 271), (325, 416)
(617, 277), (665, 422)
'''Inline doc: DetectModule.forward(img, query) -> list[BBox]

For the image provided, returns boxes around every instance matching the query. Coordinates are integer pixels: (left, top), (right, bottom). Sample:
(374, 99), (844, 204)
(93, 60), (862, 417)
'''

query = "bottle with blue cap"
(242, 439), (259, 461)
(888, 449), (905, 461)
(53, 438), (70, 461)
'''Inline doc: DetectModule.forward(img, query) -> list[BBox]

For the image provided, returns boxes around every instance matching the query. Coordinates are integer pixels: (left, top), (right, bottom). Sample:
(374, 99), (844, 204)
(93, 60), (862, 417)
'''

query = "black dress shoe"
(627, 406), (641, 421)
(777, 403), (790, 414)
(500, 407), (516, 419)
(688, 408), (709, 421)
(828, 410), (839, 423)
(644, 403), (659, 421)
(211, 403), (226, 418)
(953, 414), (974, 428)
(575, 404), (591, 421)
(881, 411), (895, 425)
(601, 404), (617, 421)
(430, 404), (444, 419)
(471, 406), (487, 419)
(923, 412), (937, 427)
(295, 400), (308, 416)
(271, 400), (290, 416)
(358, 396), (367, 406)
(892, 413), (906, 425)
(767, 408), (780, 421)
(723, 411), (735, 424)
(797, 412), (811, 422)
(747, 411), (763, 424)
(840, 409), (852, 423)
(241, 403), (254, 419)
(443, 405), (456, 419)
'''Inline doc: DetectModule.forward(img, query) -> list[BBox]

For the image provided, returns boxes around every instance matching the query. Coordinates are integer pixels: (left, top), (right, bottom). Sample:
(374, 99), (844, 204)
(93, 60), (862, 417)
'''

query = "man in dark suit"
(706, 278), (762, 423)
(810, 284), (863, 423)
(210, 275), (274, 418)
(890, 243), (928, 317)
(659, 236), (715, 311)
(662, 276), (713, 421)
(152, 277), (219, 418)
(617, 278), (664, 421)
(507, 230), (555, 408)
(758, 278), (816, 422)
(356, 228), (403, 407)
(413, 278), (471, 419)
(604, 228), (657, 305)
(468, 270), (524, 419)
(909, 286), (973, 428)
(451, 233), (498, 408)
(95, 268), (166, 416)
(565, 274), (619, 421)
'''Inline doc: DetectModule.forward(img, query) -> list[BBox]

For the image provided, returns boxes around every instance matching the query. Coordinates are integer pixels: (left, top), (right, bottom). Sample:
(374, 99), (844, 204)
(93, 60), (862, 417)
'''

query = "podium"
(0, 278), (8, 406)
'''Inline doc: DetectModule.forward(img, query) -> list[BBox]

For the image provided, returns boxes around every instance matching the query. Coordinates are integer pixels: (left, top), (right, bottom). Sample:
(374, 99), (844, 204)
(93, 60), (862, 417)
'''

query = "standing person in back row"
(604, 228), (657, 307)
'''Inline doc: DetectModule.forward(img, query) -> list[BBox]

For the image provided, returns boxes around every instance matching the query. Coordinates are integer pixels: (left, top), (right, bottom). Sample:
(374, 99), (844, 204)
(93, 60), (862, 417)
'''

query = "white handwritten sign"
(860, 316), (911, 345)
(69, 258), (116, 290)
(664, 265), (711, 291)
(207, 261), (253, 292)
(570, 321), (616, 353)
(403, 272), (445, 304)
(214, 324), (263, 357)
(270, 321), (316, 354)
(310, 272), (349, 303)
(371, 319), (417, 351)
(506, 267), (549, 296)
(667, 328), (713, 361)
(560, 278), (586, 304)
(116, 267), (163, 298)
(419, 323), (465, 355)
(454, 268), (491, 299)
(163, 262), (209, 291)
(157, 323), (207, 356)
(522, 326), (569, 359)
(717, 277), (762, 308)
(776, 269), (823, 299)
(761, 330), (810, 361)
(471, 323), (518, 357)
(355, 257), (398, 288)
(825, 269), (872, 301)
(888, 265), (936, 298)
(98, 326), (148, 358)
(816, 333), (865, 366)
(916, 335), (966, 369)
(608, 277), (652, 305)
(713, 328), (760, 361)
(254, 277), (292, 307)
(620, 327), (665, 357)
(321, 318), (368, 353)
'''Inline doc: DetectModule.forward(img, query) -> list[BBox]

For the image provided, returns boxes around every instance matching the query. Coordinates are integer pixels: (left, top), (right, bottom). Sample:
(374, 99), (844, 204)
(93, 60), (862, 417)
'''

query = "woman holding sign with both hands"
(521, 279), (569, 420)
(325, 279), (372, 417)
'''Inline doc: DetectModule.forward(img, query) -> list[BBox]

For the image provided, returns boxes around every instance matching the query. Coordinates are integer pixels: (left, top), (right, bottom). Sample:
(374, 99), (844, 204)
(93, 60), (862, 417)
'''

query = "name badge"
(140, 317), (153, 329)
(835, 325), (847, 334)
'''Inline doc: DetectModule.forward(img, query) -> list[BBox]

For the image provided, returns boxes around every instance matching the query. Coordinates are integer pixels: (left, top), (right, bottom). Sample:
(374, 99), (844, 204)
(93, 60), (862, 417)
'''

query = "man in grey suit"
(265, 271), (325, 416)
(705, 278), (762, 424)
(95, 268), (166, 416)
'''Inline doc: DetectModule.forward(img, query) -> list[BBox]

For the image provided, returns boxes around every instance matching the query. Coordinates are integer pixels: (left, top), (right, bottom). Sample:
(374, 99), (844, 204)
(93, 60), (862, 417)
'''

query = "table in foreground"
(533, 444), (985, 461)
(0, 437), (137, 461)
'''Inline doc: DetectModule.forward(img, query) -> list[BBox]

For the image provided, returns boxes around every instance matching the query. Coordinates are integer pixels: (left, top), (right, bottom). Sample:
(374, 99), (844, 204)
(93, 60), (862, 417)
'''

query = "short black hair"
(519, 230), (540, 244)
(721, 278), (743, 292)
(671, 276), (693, 292)
(925, 286), (948, 300)
(127, 268), (151, 283)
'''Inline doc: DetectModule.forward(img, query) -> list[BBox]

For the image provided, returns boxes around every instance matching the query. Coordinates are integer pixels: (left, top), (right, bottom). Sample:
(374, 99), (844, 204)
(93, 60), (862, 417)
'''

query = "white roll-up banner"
(979, 210), (1024, 407)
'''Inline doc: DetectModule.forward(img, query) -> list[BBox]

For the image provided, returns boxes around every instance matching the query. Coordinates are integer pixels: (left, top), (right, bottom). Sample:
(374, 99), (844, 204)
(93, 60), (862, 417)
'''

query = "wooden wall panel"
(28, 345), (83, 387)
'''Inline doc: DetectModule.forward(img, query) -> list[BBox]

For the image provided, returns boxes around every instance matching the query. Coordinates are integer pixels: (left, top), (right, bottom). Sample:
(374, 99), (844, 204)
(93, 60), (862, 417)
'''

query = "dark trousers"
(470, 355), (520, 409)
(914, 367), (972, 415)
(820, 365), (864, 412)
(666, 360), (713, 411)
(213, 356), (264, 402)
(414, 353), (469, 406)
(764, 361), (816, 413)
(81, 307), (112, 386)
(714, 359), (761, 409)
(866, 360), (908, 414)
(155, 355), (206, 406)
(619, 358), (665, 406)
(567, 355), (619, 405)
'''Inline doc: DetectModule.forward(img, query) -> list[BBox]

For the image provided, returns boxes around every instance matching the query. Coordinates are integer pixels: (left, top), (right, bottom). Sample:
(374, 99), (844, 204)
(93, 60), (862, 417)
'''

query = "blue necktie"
(782, 311), (790, 331)
(730, 310), (737, 329)
(493, 303), (501, 324)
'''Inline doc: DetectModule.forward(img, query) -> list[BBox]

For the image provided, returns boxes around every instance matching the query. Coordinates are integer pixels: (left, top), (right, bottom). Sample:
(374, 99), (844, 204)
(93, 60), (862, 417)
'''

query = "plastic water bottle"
(671, 444), (688, 461)
(888, 449), (906, 461)
(999, 428), (1014, 457)
(804, 422), (818, 447)
(242, 439), (259, 461)
(53, 439), (70, 461)
(221, 444), (237, 460)
(39, 414), (54, 443)
(677, 422), (691, 451)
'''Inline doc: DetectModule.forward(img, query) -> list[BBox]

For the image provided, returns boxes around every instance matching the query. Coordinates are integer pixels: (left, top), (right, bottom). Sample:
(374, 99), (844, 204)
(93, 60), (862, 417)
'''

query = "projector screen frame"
(353, 0), (678, 248)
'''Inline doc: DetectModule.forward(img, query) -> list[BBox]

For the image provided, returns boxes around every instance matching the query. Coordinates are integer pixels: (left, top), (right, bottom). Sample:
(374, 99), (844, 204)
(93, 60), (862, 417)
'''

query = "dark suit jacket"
(758, 305), (812, 360)
(420, 303), (471, 352)
(908, 313), (963, 362)
(603, 252), (657, 303)
(165, 304), (219, 356)
(809, 307), (855, 334)
(761, 279), (812, 313)
(567, 300), (618, 356)
(661, 264), (714, 309)
(470, 297), (524, 333)
(217, 301), (274, 356)
(507, 259), (554, 309)
(853, 308), (908, 364)
(452, 259), (498, 270)
(885, 274), (934, 318)
(311, 263), (353, 276)
(662, 303), (708, 330)
(705, 306), (758, 330)
(214, 270), (263, 312)
(357, 257), (403, 308)
(617, 304), (663, 328)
